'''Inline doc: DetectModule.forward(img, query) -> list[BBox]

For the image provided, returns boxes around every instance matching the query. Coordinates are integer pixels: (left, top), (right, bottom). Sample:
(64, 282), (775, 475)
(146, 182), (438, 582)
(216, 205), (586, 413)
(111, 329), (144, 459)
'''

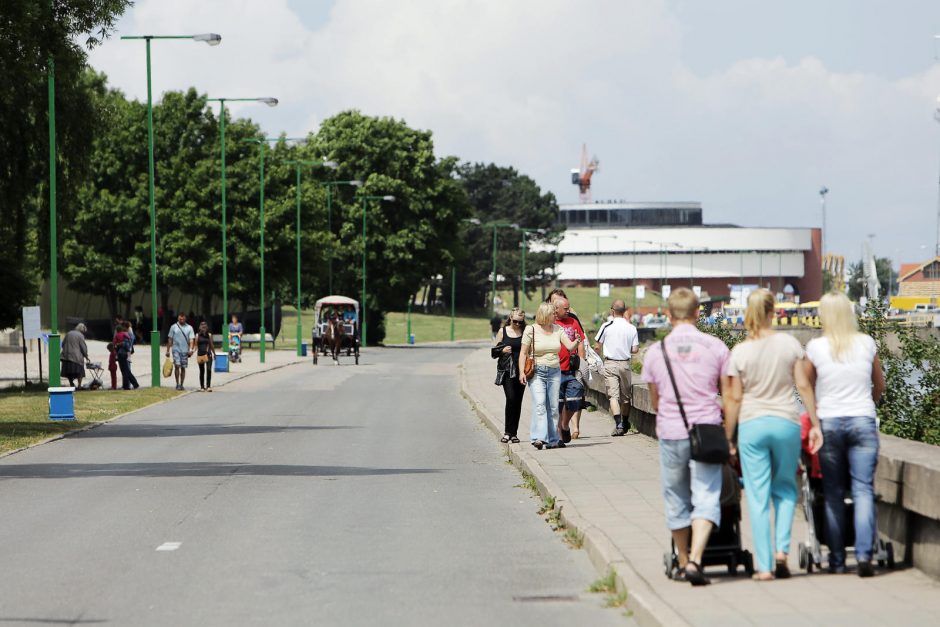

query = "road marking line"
(156, 542), (182, 551)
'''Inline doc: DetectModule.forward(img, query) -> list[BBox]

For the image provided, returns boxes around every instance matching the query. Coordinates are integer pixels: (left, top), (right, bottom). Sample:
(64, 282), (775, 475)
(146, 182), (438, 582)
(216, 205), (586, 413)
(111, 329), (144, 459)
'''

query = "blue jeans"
(529, 365), (561, 445)
(659, 439), (722, 530)
(738, 416), (801, 573)
(818, 416), (880, 566)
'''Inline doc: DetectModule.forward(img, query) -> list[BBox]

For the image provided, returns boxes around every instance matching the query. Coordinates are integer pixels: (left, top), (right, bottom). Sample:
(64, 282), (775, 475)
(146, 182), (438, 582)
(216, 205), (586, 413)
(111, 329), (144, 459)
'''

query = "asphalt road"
(0, 346), (632, 626)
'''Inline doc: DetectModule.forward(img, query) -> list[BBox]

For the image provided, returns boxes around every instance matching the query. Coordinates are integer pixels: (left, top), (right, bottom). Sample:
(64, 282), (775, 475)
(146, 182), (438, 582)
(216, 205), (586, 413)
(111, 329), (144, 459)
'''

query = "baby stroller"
(229, 335), (242, 364)
(796, 413), (895, 573)
(663, 462), (755, 579)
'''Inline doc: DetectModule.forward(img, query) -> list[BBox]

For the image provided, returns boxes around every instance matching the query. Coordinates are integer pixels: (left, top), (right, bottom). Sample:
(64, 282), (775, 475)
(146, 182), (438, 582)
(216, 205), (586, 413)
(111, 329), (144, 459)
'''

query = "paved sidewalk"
(460, 347), (940, 627)
(0, 340), (304, 390)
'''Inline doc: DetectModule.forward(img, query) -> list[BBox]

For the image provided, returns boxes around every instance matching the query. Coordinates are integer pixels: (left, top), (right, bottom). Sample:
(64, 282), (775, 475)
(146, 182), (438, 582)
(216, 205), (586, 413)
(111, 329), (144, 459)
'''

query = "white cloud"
(86, 0), (940, 263)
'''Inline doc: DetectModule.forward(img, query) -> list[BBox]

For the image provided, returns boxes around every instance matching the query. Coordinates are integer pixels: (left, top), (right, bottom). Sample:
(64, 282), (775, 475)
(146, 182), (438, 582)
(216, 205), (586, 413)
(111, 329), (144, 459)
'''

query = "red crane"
(570, 144), (599, 202)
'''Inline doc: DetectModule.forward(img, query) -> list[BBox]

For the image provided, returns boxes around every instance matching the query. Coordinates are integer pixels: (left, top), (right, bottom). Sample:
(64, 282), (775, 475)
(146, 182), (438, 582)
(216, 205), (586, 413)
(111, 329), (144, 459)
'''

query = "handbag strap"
(660, 335), (691, 433)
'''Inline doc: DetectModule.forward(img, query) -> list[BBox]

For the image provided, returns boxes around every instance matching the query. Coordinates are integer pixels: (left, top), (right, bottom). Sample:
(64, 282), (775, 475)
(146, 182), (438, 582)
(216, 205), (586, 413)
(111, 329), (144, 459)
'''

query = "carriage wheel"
(355, 345), (360, 365)
(312, 344), (318, 364)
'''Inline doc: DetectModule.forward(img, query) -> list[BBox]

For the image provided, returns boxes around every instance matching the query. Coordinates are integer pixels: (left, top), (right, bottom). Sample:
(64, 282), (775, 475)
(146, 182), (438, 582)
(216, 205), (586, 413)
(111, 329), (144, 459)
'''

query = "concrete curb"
(458, 359), (689, 627)
(0, 358), (305, 461)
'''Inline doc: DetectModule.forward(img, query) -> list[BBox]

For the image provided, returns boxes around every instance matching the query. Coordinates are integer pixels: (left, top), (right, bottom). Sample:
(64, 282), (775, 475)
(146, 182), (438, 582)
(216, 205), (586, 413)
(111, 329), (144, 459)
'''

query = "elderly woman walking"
(519, 301), (580, 450)
(806, 292), (885, 577)
(493, 308), (526, 443)
(61, 323), (90, 389)
(724, 288), (823, 581)
(643, 288), (731, 585)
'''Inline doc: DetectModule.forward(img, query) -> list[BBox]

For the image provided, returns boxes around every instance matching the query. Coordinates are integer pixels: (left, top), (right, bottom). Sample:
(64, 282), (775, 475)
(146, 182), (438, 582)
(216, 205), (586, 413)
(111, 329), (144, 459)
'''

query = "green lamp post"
(357, 194), (396, 347)
(121, 33), (221, 387)
(285, 159), (338, 355)
(464, 219), (519, 316)
(320, 179), (363, 295)
(519, 228), (546, 309)
(242, 137), (304, 363)
(206, 97), (278, 360)
(46, 14), (60, 388)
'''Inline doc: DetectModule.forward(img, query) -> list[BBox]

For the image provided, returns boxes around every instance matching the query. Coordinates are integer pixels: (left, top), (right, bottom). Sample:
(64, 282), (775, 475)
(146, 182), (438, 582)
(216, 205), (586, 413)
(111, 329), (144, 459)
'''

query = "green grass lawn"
(0, 386), (181, 455)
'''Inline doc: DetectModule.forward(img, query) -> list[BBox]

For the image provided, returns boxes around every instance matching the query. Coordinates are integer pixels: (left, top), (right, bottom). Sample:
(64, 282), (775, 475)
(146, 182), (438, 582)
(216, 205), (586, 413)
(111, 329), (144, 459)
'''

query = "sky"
(84, 0), (940, 267)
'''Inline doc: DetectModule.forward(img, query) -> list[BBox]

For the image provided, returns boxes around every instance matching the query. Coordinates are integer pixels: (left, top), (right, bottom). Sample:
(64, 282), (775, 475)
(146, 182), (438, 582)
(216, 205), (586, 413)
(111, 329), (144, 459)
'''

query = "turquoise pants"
(738, 416), (801, 573)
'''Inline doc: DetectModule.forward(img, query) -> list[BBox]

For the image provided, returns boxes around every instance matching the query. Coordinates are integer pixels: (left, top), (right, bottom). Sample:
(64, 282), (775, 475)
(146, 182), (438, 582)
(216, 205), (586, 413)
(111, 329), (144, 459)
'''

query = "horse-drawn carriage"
(311, 295), (360, 365)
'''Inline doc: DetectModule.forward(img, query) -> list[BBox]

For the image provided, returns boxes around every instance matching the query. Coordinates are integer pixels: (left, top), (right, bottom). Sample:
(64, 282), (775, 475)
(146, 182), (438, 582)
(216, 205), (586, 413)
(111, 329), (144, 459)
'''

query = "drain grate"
(512, 594), (580, 603)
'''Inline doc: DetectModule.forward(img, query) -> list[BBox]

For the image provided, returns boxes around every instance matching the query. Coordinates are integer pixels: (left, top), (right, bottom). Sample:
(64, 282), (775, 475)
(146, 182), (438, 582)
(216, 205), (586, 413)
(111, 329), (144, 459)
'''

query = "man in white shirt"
(594, 300), (640, 436)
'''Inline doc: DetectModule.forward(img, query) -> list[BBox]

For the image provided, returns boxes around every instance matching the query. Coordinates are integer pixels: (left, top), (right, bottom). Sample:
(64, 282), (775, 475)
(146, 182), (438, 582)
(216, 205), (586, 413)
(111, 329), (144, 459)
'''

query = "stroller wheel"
(743, 551), (755, 576)
(663, 551), (676, 579)
(798, 543), (808, 570)
(886, 543), (895, 569)
(727, 555), (738, 576)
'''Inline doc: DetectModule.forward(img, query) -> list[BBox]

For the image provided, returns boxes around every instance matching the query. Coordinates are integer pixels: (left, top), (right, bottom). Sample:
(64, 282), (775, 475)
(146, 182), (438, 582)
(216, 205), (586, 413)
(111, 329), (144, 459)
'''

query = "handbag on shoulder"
(523, 327), (536, 379)
(661, 336), (730, 464)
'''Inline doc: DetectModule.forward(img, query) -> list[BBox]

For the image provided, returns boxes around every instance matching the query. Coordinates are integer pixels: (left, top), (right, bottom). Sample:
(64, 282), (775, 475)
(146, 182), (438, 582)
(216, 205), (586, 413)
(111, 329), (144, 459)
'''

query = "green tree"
(847, 257), (896, 301)
(309, 110), (471, 343)
(61, 70), (148, 319)
(0, 0), (131, 328)
(456, 163), (562, 310)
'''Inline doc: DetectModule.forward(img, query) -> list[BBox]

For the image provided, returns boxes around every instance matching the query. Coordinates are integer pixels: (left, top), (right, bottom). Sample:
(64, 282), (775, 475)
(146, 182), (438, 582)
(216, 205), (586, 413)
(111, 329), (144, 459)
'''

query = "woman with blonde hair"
(805, 292), (885, 576)
(519, 301), (580, 450)
(724, 288), (822, 580)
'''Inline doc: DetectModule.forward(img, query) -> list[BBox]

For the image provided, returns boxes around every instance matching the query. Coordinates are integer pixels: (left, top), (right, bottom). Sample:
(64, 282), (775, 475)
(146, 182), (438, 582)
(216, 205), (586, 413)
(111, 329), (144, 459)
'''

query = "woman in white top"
(724, 288), (823, 581)
(805, 291), (885, 577)
(519, 301), (580, 450)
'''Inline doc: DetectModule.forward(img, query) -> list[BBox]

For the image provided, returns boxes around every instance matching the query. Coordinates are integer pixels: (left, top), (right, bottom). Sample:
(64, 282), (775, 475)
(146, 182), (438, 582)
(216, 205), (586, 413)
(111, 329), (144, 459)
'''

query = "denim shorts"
(659, 438), (722, 530)
(172, 348), (189, 368)
(558, 371), (584, 411)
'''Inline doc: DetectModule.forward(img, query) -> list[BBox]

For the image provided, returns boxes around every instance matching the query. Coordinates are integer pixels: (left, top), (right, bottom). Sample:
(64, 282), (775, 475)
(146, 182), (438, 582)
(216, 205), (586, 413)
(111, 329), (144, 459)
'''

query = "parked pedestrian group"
(805, 291), (885, 577)
(519, 301), (580, 450)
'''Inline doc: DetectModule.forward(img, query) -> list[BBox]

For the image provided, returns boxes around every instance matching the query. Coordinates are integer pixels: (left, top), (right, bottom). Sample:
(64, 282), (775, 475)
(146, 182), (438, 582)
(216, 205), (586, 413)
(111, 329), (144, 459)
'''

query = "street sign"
(662, 285), (671, 299)
(599, 282), (611, 298)
(636, 285), (646, 300)
(692, 286), (702, 298)
(22, 306), (41, 340)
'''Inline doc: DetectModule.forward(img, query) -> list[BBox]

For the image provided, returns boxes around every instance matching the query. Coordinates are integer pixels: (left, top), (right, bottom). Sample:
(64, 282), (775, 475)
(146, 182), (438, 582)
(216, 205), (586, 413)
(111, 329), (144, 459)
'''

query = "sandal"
(684, 561), (710, 586)
(510, 436), (520, 444)
(500, 435), (511, 443)
(571, 431), (579, 440)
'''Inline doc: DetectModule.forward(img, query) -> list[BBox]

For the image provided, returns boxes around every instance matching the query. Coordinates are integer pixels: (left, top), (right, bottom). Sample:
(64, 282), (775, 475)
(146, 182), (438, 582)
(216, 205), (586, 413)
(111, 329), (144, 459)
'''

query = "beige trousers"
(602, 359), (633, 417)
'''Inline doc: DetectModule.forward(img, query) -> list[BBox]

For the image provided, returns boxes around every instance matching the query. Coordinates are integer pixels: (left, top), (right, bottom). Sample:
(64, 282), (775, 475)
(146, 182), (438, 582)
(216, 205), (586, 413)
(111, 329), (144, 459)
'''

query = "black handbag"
(661, 335), (730, 464)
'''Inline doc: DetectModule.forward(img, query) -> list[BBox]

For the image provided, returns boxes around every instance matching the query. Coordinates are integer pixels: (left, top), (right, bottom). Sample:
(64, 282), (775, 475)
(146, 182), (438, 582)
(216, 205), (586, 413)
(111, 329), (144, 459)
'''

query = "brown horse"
(323, 316), (346, 364)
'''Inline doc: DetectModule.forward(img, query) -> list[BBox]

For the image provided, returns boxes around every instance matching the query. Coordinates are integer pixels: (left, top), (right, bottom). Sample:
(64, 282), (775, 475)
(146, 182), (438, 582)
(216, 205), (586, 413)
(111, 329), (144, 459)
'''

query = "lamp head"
(382, 195), (396, 202)
(193, 33), (222, 46)
(260, 97), (278, 107)
(819, 186), (829, 197)
(349, 180), (363, 187)
(465, 218), (481, 225)
(322, 161), (338, 169)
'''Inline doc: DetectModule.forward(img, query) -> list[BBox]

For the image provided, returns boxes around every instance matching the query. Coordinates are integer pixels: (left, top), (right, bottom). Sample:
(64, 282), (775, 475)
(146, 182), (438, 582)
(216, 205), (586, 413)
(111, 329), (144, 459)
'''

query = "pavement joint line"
(155, 542), (182, 552)
(0, 358), (305, 461)
(458, 354), (690, 627)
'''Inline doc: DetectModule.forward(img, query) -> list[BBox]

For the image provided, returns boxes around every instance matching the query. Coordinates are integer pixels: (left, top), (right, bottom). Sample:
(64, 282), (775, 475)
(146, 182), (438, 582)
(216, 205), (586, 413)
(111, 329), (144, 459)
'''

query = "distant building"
(552, 200), (822, 305)
(895, 257), (940, 307)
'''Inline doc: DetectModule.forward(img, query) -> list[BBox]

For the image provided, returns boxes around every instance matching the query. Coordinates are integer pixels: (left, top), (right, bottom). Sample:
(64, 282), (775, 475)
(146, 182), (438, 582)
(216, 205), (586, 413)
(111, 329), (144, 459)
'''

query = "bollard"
(48, 387), (76, 421)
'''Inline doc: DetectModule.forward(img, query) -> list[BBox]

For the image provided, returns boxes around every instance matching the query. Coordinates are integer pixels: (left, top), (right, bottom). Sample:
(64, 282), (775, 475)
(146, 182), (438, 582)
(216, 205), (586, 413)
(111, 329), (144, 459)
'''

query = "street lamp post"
(46, 22), (60, 388)
(358, 194), (396, 346)
(243, 137), (304, 363)
(519, 228), (545, 310)
(121, 33), (221, 387)
(206, 97), (278, 359)
(450, 266), (456, 341)
(285, 159), (338, 355)
(321, 179), (363, 295)
(819, 186), (829, 258)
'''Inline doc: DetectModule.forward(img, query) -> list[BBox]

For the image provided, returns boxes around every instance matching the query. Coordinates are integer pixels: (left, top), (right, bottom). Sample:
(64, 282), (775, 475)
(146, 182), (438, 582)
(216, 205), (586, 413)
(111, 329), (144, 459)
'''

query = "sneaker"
(611, 427), (625, 437)
(554, 441), (566, 449)
(857, 561), (875, 578)
(532, 440), (544, 450)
